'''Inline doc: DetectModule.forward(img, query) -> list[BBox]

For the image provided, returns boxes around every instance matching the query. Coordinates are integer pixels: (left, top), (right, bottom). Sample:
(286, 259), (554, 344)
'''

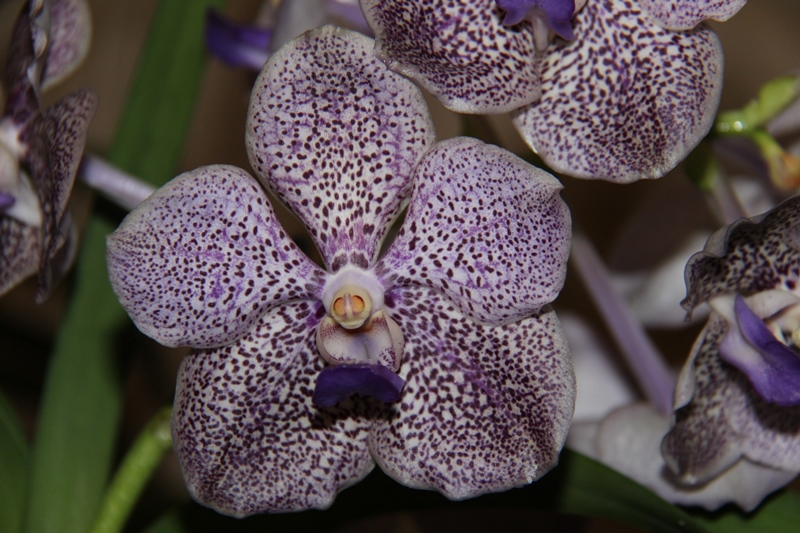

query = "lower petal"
(172, 300), (374, 516)
(369, 287), (575, 499)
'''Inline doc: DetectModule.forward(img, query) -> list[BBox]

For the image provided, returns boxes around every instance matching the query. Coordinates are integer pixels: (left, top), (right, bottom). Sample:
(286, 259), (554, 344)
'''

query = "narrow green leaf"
(24, 1), (224, 532)
(694, 489), (800, 533)
(0, 390), (29, 533)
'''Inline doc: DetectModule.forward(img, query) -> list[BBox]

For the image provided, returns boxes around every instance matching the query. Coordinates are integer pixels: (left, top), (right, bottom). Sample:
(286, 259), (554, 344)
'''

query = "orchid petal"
(514, 0), (723, 182)
(3, 1), (39, 122)
(204, 9), (271, 70)
(721, 295), (800, 406)
(107, 165), (327, 349)
(360, 0), (541, 114)
(40, 0), (92, 91)
(639, 0), (747, 31)
(246, 26), (435, 271)
(369, 287), (574, 499)
(0, 218), (39, 296)
(173, 300), (374, 516)
(376, 137), (570, 325)
(682, 195), (800, 313)
(27, 89), (95, 301)
(573, 403), (796, 512)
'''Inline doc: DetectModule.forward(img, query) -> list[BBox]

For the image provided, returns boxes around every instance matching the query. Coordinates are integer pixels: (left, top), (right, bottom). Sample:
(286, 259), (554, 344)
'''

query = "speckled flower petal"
(246, 26), (435, 272)
(27, 89), (95, 301)
(3, 1), (39, 122)
(107, 165), (327, 349)
(682, 195), (800, 313)
(360, 0), (541, 114)
(639, 0), (747, 31)
(514, 0), (723, 182)
(40, 0), (92, 91)
(662, 313), (800, 483)
(173, 300), (374, 516)
(0, 218), (40, 296)
(376, 137), (570, 325)
(369, 286), (574, 499)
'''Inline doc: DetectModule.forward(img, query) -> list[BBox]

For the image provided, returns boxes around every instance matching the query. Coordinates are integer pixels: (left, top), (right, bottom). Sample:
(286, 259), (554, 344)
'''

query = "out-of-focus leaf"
(0, 390), (29, 533)
(693, 489), (800, 532)
(23, 2), (224, 533)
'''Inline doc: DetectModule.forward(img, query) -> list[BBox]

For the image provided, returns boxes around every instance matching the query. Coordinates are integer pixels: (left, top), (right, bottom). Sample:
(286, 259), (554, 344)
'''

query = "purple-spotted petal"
(639, 0), (747, 31)
(27, 89), (95, 301)
(376, 137), (570, 325)
(173, 300), (374, 516)
(313, 363), (405, 407)
(205, 8), (270, 70)
(3, 1), (39, 122)
(0, 218), (40, 296)
(723, 295), (800, 405)
(40, 0), (92, 91)
(682, 195), (800, 313)
(369, 286), (575, 499)
(514, 0), (723, 182)
(246, 26), (435, 272)
(107, 165), (327, 349)
(360, 0), (542, 114)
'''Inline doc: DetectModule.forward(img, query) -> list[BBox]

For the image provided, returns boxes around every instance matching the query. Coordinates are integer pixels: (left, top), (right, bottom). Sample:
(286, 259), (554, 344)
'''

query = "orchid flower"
(1, 0), (95, 301)
(659, 194), (800, 505)
(107, 27), (575, 516)
(358, 0), (746, 182)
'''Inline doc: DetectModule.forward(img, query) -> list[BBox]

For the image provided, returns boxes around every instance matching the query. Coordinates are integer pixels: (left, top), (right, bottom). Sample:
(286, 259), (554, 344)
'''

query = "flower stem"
(570, 232), (675, 416)
(88, 407), (173, 533)
(79, 154), (156, 210)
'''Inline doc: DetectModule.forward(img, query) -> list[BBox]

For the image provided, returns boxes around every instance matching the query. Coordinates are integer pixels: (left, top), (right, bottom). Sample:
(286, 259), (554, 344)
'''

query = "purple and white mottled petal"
(107, 165), (327, 349)
(571, 403), (796, 512)
(663, 313), (800, 482)
(0, 217), (40, 296)
(173, 300), (374, 516)
(514, 0), (723, 182)
(369, 286), (574, 499)
(682, 195), (800, 313)
(376, 138), (570, 325)
(26, 89), (95, 301)
(360, 0), (542, 114)
(3, 1), (40, 123)
(41, 0), (91, 91)
(639, 0), (747, 31)
(246, 26), (435, 271)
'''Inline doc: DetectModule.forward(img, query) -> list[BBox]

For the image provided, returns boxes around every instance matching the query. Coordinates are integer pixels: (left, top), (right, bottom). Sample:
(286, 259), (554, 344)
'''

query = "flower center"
(313, 266), (406, 406)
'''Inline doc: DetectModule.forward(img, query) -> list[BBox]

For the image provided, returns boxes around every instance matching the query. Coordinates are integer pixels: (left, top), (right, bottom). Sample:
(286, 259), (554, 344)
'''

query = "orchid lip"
(312, 363), (405, 407)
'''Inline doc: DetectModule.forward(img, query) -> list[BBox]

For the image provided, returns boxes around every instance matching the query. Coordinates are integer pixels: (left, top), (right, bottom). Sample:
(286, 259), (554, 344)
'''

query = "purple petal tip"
(313, 363), (405, 407)
(0, 192), (15, 211)
(730, 295), (800, 406)
(205, 8), (271, 69)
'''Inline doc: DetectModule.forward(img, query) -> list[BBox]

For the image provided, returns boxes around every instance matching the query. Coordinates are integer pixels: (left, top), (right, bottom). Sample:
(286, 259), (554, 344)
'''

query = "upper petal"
(0, 217), (40, 296)
(376, 137), (571, 325)
(639, 0), (747, 31)
(360, 0), (542, 114)
(40, 0), (92, 91)
(369, 286), (575, 499)
(682, 195), (800, 313)
(107, 165), (327, 349)
(514, 0), (723, 182)
(173, 300), (374, 516)
(246, 26), (435, 272)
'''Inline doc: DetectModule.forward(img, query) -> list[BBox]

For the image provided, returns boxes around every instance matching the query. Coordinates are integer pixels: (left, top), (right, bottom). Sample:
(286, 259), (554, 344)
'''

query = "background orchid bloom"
(660, 195), (800, 502)
(359, 0), (745, 182)
(107, 26), (575, 516)
(0, 0), (95, 301)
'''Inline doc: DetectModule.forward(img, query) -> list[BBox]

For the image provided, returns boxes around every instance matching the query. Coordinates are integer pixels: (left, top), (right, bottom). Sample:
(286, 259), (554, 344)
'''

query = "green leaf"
(24, 1), (224, 532)
(0, 390), (29, 533)
(693, 489), (800, 533)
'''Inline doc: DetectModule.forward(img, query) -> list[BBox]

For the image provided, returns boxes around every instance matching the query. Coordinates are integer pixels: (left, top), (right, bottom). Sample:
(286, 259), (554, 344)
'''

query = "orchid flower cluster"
(5, 0), (800, 530)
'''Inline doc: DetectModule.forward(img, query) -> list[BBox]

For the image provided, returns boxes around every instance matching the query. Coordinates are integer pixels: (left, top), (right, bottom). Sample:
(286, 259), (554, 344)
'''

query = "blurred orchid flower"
(1, 0), (96, 301)
(359, 0), (745, 182)
(107, 27), (575, 516)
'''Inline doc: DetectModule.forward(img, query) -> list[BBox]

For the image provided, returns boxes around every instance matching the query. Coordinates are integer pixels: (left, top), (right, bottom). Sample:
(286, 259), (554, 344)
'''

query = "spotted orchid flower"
(660, 195), (800, 498)
(1, 0), (96, 301)
(107, 27), (574, 516)
(359, 0), (746, 182)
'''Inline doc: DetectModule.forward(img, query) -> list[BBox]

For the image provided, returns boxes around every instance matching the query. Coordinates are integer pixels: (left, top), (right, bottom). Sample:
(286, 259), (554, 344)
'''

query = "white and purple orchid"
(106, 27), (575, 516)
(1, 0), (95, 301)
(358, 0), (746, 182)
(660, 195), (800, 504)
